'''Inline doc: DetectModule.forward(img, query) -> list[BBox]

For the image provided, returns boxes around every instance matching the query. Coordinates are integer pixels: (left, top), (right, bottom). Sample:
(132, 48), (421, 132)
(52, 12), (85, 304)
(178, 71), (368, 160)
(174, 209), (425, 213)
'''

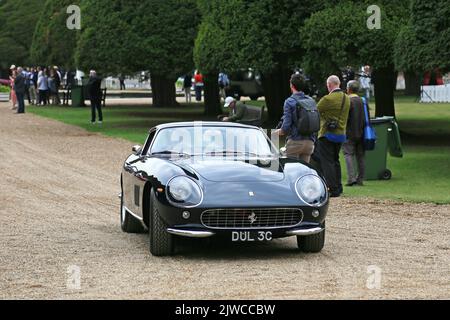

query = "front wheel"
(297, 223), (325, 253)
(149, 191), (174, 256)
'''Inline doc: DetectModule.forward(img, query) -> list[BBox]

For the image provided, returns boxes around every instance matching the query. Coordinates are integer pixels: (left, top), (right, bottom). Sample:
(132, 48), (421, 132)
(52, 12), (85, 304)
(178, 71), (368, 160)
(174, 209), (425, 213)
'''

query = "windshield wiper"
(151, 151), (191, 158)
(205, 150), (260, 157)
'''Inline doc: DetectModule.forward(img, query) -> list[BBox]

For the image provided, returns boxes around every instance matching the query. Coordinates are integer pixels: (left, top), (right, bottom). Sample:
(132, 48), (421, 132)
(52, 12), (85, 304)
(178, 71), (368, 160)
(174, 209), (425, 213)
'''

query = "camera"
(326, 120), (338, 131)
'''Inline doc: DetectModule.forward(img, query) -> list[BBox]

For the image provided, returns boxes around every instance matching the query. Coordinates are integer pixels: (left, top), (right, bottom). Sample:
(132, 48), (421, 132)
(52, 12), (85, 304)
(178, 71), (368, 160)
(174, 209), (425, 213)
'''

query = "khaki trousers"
(286, 139), (315, 163)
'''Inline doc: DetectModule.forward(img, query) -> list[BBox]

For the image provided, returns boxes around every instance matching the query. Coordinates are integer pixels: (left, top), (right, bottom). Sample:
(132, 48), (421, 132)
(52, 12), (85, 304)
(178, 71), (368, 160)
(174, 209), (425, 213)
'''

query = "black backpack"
(294, 95), (320, 135)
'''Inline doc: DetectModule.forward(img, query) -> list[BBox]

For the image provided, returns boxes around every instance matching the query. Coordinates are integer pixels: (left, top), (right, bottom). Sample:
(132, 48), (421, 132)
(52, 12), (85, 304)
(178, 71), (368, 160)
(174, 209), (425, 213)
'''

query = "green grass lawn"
(28, 97), (450, 204)
(28, 103), (214, 144)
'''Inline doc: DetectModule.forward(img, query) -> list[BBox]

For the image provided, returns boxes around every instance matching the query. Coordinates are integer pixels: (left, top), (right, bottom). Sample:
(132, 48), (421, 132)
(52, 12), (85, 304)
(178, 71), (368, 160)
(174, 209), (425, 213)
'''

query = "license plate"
(231, 231), (273, 242)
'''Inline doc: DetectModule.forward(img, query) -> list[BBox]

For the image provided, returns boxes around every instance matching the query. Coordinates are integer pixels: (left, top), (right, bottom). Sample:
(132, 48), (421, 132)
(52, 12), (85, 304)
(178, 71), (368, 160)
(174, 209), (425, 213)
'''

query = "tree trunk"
(404, 71), (421, 97)
(372, 65), (397, 117)
(203, 73), (221, 117)
(150, 74), (178, 108)
(261, 66), (292, 125)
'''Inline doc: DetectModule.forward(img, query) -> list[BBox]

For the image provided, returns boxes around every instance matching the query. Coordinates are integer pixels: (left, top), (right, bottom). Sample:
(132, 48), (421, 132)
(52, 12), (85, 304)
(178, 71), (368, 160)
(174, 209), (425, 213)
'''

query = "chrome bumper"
(286, 227), (324, 236)
(167, 226), (324, 238)
(167, 228), (215, 238)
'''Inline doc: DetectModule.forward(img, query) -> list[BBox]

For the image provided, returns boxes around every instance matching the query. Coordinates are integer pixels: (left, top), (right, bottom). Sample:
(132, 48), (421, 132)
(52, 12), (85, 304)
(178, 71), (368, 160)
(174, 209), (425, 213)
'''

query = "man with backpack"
(274, 73), (320, 163)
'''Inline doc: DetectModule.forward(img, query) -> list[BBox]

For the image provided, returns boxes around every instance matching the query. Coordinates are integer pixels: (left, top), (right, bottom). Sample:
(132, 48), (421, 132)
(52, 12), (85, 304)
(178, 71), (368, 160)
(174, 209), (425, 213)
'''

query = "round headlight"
(295, 175), (327, 206)
(167, 176), (203, 207)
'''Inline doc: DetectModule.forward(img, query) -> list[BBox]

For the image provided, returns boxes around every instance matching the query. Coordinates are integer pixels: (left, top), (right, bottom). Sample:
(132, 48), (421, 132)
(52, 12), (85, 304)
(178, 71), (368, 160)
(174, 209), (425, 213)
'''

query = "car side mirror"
(132, 145), (142, 155)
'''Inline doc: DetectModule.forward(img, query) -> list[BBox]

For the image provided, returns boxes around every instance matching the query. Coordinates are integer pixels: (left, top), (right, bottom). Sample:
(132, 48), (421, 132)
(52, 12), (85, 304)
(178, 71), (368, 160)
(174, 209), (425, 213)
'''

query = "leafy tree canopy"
(410, 0), (450, 72)
(30, 0), (81, 68)
(77, 0), (200, 78)
(0, 0), (44, 69)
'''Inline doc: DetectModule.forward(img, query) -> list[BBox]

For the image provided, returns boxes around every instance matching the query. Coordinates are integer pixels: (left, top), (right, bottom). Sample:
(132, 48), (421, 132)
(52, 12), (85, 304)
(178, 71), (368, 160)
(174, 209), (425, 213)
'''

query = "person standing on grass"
(53, 66), (61, 105)
(194, 70), (204, 102)
(37, 70), (49, 105)
(119, 74), (126, 90)
(360, 65), (371, 101)
(183, 74), (192, 103)
(343, 80), (367, 187)
(14, 67), (26, 114)
(218, 72), (230, 101)
(312, 75), (351, 198)
(88, 70), (103, 125)
(48, 69), (57, 105)
(9, 65), (17, 110)
(26, 68), (37, 105)
(274, 73), (318, 163)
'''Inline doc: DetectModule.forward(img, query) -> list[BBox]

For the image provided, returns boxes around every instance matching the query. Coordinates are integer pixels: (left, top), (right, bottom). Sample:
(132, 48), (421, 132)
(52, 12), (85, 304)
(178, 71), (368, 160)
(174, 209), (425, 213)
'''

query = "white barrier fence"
(421, 85), (450, 103)
(104, 77), (151, 90)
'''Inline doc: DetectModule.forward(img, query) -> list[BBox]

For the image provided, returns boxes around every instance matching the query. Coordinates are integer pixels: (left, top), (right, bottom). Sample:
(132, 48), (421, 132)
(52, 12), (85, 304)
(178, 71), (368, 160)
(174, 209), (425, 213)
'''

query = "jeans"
(16, 92), (25, 113)
(184, 88), (191, 103)
(312, 138), (343, 195)
(91, 97), (103, 123)
(195, 85), (203, 101)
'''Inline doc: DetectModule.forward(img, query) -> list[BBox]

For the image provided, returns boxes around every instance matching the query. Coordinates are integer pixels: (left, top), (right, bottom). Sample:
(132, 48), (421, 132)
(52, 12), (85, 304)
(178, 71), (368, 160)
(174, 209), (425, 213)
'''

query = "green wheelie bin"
(364, 116), (403, 181)
(71, 85), (85, 107)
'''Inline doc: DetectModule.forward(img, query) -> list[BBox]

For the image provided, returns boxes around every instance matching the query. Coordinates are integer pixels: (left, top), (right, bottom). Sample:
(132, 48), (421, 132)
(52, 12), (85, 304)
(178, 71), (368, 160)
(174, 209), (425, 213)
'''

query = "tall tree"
(394, 24), (423, 97)
(302, 1), (409, 117)
(195, 0), (332, 121)
(29, 0), (81, 68)
(76, 0), (200, 108)
(410, 0), (450, 73)
(0, 0), (44, 73)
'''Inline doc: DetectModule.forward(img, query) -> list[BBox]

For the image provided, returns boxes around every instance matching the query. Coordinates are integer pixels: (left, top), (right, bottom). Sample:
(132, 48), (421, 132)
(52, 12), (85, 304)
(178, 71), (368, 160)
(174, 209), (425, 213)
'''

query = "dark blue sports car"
(120, 122), (329, 256)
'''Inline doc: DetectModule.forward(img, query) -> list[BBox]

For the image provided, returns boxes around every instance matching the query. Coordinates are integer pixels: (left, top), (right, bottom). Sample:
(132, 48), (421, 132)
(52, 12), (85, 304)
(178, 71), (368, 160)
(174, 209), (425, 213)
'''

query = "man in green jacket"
(313, 75), (351, 197)
(222, 97), (248, 122)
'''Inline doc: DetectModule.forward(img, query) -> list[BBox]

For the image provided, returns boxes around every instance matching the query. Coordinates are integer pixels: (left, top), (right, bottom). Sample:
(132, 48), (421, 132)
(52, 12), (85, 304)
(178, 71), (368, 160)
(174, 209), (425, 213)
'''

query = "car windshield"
(150, 126), (275, 157)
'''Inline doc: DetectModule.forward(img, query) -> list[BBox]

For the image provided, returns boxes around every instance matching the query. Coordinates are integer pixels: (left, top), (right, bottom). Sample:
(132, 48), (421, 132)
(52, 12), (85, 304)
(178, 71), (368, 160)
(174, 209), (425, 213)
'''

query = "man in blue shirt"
(274, 74), (316, 163)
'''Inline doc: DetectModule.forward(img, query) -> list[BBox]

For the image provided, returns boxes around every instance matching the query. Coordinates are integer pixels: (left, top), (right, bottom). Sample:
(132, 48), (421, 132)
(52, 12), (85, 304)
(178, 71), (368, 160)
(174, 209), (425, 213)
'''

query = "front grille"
(201, 208), (303, 230)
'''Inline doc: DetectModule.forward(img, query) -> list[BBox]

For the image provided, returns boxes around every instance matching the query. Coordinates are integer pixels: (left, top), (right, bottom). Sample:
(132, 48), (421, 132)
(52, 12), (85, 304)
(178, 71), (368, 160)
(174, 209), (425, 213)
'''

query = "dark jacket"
(346, 94), (367, 141)
(228, 102), (248, 122)
(14, 73), (26, 94)
(88, 76), (102, 99)
(183, 75), (192, 89)
(281, 92), (315, 141)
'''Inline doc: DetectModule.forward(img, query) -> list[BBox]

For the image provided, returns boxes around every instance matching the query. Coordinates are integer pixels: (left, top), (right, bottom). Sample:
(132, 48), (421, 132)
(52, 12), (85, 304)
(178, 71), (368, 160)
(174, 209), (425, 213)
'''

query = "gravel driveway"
(0, 102), (448, 300)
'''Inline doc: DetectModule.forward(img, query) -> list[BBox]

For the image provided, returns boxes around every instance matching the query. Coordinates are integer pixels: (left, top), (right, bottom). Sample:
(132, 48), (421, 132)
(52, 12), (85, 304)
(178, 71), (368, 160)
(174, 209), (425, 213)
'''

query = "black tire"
(149, 191), (174, 256)
(249, 95), (259, 101)
(297, 223), (325, 253)
(120, 186), (145, 233)
(379, 169), (392, 181)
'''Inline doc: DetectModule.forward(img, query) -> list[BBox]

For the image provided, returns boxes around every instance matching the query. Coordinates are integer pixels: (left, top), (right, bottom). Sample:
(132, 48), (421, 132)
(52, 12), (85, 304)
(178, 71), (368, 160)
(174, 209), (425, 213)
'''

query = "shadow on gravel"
(173, 237), (309, 261)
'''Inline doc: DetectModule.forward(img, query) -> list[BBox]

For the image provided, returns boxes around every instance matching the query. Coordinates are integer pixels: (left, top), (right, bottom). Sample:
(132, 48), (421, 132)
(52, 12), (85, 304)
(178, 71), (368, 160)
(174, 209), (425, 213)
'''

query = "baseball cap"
(224, 97), (235, 108)
(10, 65), (16, 69)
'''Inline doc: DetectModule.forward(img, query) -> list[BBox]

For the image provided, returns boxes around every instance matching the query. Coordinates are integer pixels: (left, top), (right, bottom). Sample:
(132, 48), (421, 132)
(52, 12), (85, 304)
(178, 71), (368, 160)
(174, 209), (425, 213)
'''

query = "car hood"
(174, 157), (285, 182)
